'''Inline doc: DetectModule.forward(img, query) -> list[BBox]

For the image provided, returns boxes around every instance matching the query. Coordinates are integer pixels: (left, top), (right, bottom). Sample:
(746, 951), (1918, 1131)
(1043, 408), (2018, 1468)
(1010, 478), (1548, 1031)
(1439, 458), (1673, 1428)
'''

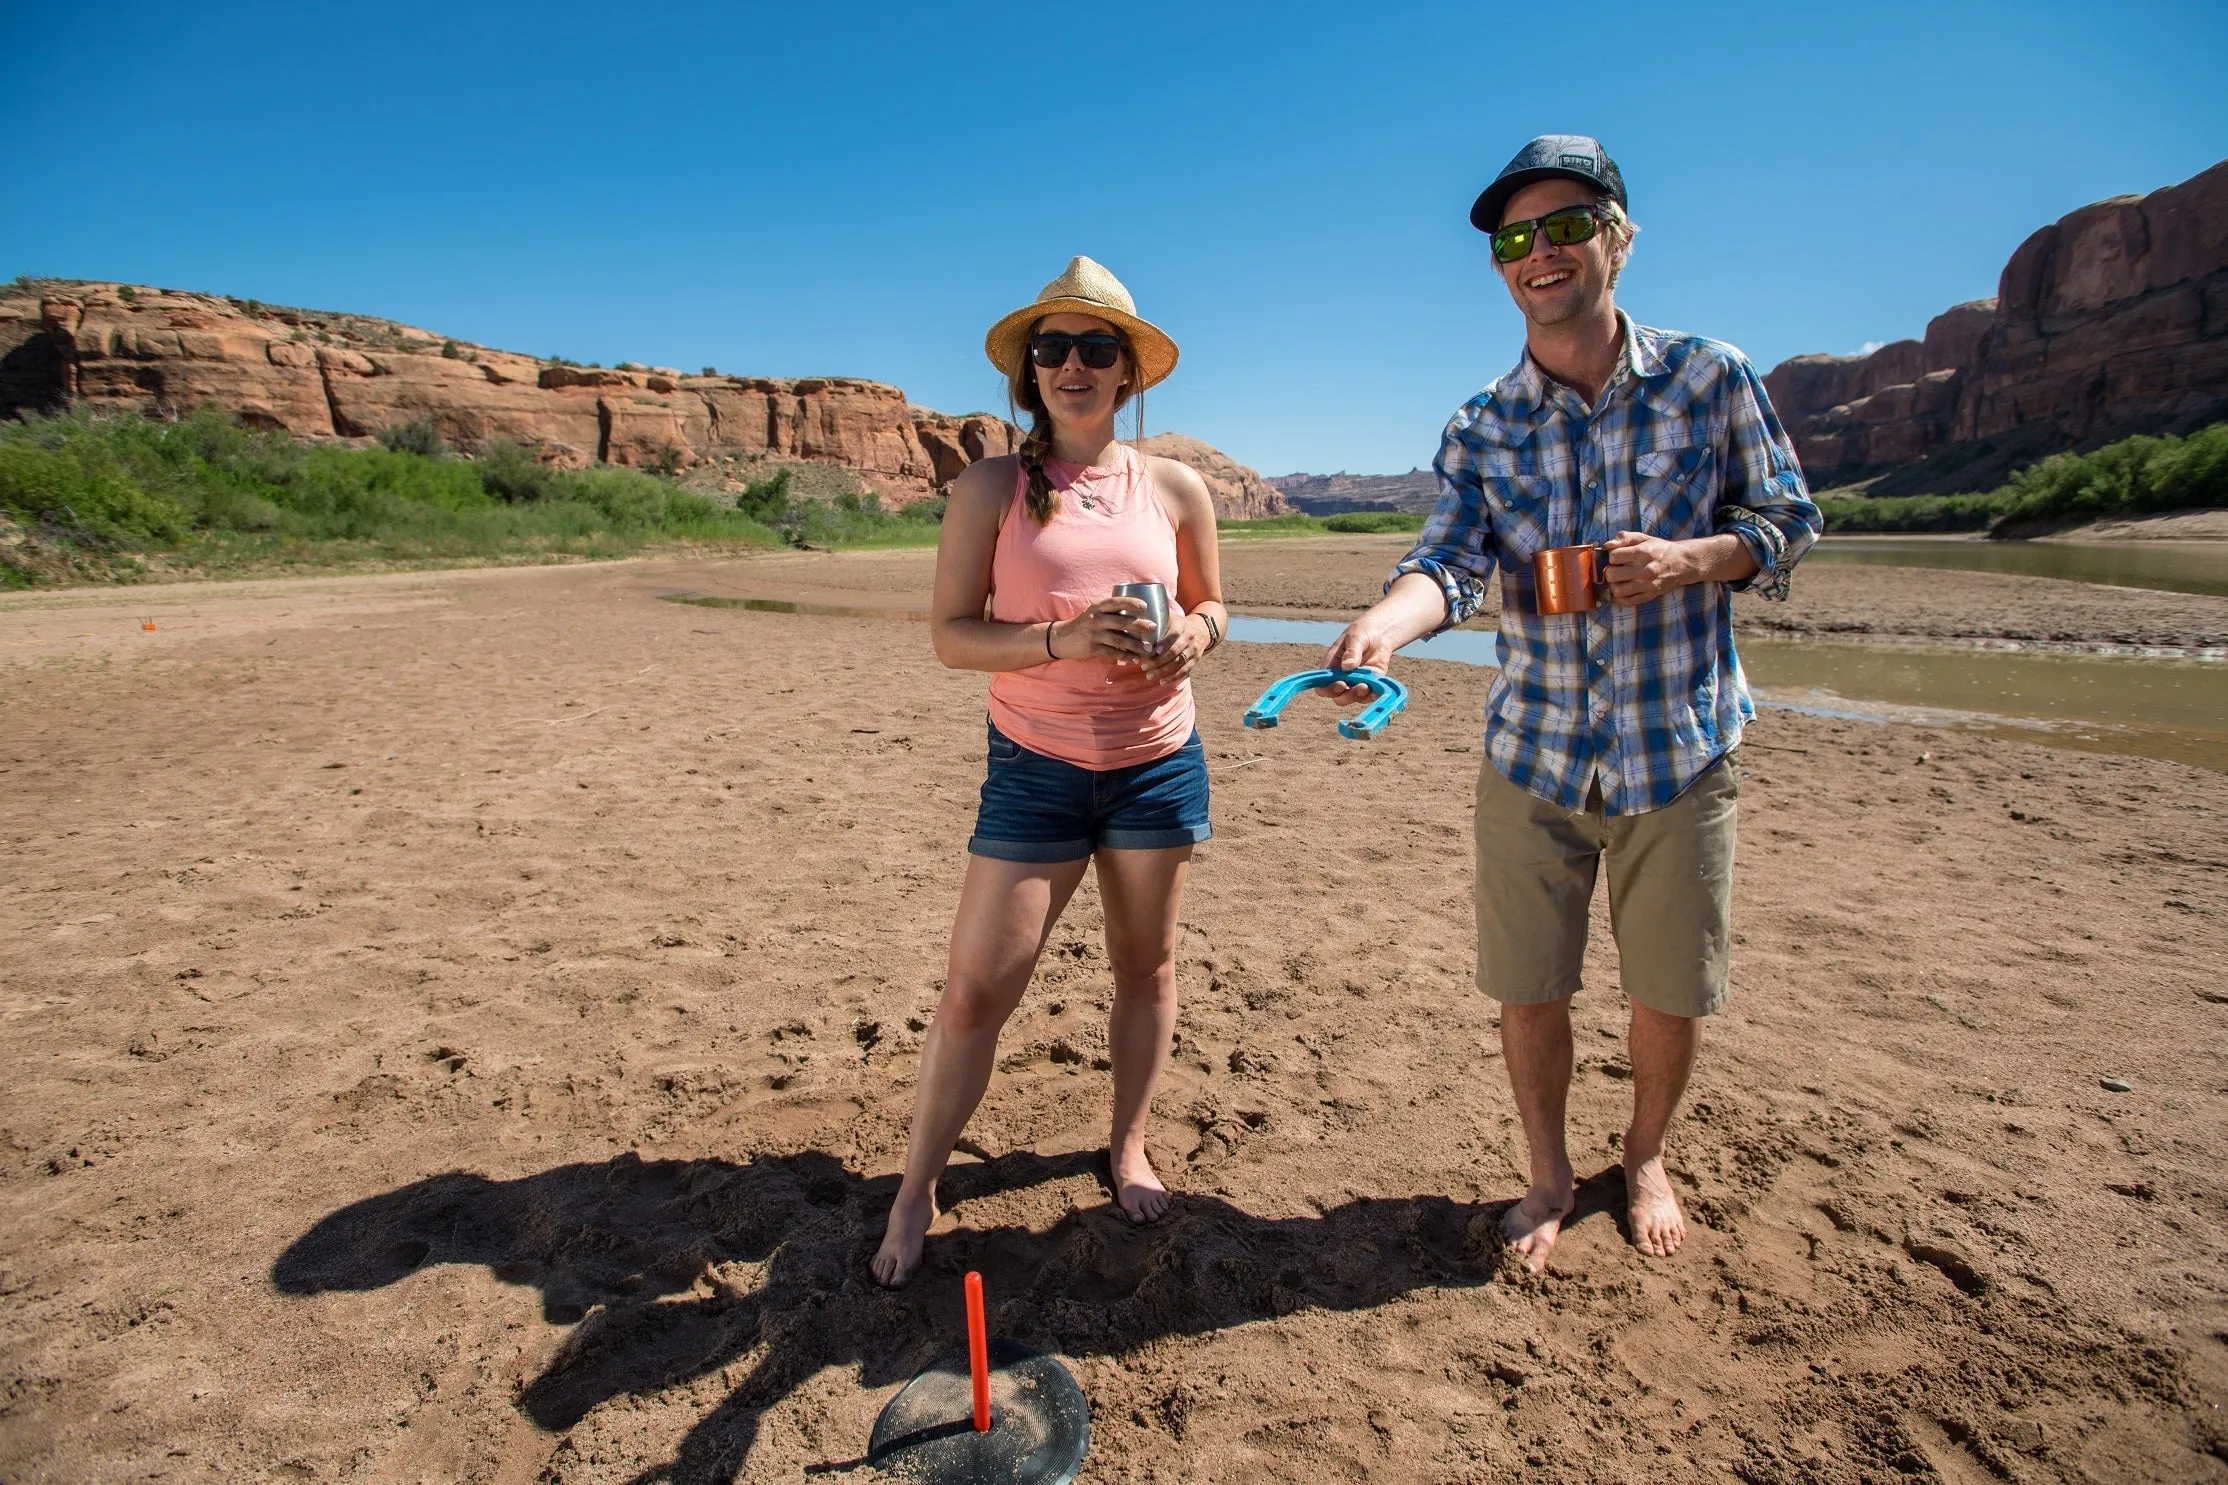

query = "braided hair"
(1005, 319), (1144, 525)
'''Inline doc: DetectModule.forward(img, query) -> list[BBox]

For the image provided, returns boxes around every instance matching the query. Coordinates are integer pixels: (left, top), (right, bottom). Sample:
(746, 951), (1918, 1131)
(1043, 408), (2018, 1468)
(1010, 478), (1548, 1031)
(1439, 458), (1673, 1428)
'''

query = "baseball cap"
(1469, 135), (1628, 234)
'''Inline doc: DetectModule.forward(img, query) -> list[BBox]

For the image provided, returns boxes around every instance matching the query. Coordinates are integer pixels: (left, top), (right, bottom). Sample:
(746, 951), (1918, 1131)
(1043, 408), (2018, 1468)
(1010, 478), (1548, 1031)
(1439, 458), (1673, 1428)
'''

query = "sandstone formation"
(908, 407), (1020, 486)
(1764, 159), (2228, 494)
(0, 281), (1287, 516)
(0, 282), (1016, 506)
(1268, 468), (1440, 515)
(1136, 433), (1290, 519)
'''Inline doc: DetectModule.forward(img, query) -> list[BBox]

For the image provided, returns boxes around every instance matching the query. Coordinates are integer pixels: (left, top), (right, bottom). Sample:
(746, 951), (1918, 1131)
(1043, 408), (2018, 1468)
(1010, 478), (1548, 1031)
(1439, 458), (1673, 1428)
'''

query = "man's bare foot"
(1499, 1178), (1574, 1275)
(1624, 1154), (1687, 1258)
(870, 1190), (938, 1288)
(1110, 1143), (1170, 1223)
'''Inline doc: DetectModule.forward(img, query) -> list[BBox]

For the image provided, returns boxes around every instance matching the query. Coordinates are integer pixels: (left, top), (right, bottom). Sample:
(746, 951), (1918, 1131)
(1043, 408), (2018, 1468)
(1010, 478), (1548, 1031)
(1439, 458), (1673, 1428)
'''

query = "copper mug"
(1532, 544), (1610, 614)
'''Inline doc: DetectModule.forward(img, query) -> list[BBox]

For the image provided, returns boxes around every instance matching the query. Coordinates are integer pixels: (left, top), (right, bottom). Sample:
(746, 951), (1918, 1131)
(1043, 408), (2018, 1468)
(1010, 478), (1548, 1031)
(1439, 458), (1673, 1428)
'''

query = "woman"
(871, 257), (1226, 1289)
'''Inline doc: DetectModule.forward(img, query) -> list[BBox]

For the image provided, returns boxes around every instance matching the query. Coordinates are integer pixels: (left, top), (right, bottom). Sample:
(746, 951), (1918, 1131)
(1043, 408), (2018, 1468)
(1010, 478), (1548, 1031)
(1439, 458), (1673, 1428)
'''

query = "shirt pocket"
(1477, 473), (1558, 560)
(1632, 444), (1714, 534)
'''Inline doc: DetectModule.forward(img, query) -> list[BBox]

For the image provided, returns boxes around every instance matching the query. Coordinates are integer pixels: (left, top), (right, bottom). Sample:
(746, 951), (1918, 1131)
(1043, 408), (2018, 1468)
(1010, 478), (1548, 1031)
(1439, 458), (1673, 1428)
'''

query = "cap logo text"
(1559, 154), (1595, 171)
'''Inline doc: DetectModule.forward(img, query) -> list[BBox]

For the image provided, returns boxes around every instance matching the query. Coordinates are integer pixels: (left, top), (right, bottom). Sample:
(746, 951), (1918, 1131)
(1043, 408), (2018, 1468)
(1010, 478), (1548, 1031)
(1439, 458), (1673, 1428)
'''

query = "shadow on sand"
(272, 1150), (1628, 1481)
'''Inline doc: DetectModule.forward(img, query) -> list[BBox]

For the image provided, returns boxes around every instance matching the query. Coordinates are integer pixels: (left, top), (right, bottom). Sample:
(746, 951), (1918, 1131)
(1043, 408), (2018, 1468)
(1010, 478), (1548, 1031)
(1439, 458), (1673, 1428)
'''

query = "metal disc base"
(869, 1339), (1089, 1485)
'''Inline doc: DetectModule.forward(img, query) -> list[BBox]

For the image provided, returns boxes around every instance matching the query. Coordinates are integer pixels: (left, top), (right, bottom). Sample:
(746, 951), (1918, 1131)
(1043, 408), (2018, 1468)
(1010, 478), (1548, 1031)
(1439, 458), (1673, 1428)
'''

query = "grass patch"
(0, 407), (800, 586)
(1221, 510), (1425, 539)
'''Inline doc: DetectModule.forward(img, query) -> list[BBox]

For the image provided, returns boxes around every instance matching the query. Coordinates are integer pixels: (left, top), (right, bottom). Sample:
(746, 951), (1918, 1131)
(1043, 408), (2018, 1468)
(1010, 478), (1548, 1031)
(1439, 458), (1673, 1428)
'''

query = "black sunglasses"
(1028, 331), (1124, 370)
(1490, 204), (1606, 264)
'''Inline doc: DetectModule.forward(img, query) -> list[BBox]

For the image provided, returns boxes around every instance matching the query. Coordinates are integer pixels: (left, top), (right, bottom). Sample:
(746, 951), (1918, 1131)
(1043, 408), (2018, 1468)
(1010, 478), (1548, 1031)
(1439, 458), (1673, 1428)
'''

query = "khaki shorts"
(1472, 752), (1739, 1019)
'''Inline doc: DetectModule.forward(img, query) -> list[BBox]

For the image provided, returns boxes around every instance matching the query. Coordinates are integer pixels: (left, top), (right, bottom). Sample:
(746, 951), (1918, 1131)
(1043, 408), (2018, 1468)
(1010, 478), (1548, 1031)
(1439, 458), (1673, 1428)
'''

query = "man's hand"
(1320, 616), (1398, 704)
(1311, 572), (1448, 703)
(1603, 531), (1761, 607)
(1603, 532), (1693, 606)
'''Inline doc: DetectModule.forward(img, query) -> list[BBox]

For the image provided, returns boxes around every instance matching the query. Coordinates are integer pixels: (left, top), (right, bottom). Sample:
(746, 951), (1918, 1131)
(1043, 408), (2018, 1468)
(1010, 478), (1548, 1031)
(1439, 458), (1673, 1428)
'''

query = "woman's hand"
(1049, 596), (1160, 663)
(1320, 616), (1397, 704)
(1138, 611), (1211, 685)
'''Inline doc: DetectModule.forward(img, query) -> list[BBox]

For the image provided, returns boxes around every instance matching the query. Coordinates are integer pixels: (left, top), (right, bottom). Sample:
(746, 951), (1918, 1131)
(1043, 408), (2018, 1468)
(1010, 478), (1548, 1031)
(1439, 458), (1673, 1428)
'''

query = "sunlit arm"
(929, 457), (1059, 672)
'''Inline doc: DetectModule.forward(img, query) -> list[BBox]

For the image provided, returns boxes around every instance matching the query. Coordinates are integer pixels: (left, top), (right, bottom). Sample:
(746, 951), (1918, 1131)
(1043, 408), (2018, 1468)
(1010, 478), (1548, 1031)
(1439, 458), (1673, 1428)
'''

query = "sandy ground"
(2049, 512), (2228, 543)
(3, 549), (2226, 1484)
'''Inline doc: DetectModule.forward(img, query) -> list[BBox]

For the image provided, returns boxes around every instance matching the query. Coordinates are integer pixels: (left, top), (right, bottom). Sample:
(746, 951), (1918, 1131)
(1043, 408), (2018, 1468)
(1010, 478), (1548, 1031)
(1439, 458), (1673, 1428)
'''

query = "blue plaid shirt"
(1394, 315), (1820, 815)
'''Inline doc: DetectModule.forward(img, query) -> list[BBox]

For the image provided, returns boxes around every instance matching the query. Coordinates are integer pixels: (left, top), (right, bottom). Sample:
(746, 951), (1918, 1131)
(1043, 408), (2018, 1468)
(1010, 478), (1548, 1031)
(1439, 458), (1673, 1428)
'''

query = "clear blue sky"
(6, 1), (2224, 477)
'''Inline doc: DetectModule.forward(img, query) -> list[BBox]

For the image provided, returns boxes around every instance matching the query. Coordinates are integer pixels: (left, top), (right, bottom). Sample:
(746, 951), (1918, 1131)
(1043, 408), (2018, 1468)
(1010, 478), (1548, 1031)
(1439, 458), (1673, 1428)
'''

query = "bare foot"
(870, 1189), (938, 1288)
(1110, 1143), (1171, 1223)
(1499, 1178), (1574, 1275)
(1624, 1155), (1687, 1258)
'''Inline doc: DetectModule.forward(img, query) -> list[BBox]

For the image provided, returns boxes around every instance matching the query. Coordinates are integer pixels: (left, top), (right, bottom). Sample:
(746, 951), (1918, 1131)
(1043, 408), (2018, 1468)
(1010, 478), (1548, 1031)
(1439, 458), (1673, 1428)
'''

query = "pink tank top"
(986, 445), (1195, 770)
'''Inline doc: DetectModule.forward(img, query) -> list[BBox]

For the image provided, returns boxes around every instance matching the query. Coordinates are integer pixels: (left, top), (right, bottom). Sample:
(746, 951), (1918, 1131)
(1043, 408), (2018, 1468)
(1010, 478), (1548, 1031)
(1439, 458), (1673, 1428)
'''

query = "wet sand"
(2, 552), (2225, 1483)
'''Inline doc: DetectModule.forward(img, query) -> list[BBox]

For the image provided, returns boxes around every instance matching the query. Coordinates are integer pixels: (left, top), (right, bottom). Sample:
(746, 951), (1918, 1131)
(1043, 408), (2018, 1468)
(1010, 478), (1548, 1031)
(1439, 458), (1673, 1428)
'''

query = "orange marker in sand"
(965, 1269), (991, 1432)
(142, 618), (156, 631)
(868, 1265), (1087, 1478)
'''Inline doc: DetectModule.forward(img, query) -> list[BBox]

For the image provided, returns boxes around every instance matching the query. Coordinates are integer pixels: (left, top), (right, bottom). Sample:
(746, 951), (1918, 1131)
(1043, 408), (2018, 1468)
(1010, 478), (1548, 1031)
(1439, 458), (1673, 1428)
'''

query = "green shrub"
(0, 434), (189, 542)
(376, 419), (446, 458)
(735, 467), (792, 523)
(476, 440), (567, 503)
(1988, 423), (2228, 530)
(1323, 509), (1424, 533)
(0, 407), (784, 584)
(440, 339), (463, 360)
(1220, 513), (1326, 535)
(1817, 492), (2008, 533)
(1812, 422), (2228, 534)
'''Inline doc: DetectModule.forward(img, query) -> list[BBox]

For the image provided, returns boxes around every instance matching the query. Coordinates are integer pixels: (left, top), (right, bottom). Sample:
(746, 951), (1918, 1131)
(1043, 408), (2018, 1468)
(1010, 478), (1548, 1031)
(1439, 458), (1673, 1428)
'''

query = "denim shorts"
(968, 720), (1212, 862)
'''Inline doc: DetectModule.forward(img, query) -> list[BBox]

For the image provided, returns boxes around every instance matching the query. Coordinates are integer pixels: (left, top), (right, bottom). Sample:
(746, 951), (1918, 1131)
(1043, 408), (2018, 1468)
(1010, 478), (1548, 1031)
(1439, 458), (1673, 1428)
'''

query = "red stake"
(964, 1270), (991, 1432)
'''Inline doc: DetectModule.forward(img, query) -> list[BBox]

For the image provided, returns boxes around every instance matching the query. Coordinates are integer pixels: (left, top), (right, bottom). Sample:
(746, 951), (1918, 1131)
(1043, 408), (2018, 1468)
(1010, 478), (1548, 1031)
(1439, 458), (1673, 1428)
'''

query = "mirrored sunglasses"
(1490, 205), (1605, 265)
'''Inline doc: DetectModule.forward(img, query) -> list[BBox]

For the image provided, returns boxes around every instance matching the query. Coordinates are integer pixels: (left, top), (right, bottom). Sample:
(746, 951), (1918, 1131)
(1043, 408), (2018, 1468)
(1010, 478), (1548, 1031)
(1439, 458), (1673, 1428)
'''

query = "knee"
(1108, 955), (1177, 1002)
(1501, 998), (1571, 1030)
(938, 977), (1017, 1034)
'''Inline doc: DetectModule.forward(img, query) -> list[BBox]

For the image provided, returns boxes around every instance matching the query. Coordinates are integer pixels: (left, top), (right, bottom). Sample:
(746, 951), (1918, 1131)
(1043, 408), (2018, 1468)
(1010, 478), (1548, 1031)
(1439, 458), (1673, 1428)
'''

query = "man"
(1324, 135), (1821, 1272)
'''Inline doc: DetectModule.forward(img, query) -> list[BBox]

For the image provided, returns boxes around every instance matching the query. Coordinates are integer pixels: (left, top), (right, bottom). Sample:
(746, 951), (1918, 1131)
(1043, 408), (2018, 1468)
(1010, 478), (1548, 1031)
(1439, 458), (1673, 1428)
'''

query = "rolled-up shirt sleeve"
(1389, 414), (1497, 631)
(1714, 356), (1821, 602)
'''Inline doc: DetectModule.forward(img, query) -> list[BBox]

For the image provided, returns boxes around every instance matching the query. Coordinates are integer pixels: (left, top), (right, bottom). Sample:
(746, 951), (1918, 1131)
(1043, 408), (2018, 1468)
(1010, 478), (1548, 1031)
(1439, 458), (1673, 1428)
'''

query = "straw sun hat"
(983, 256), (1179, 391)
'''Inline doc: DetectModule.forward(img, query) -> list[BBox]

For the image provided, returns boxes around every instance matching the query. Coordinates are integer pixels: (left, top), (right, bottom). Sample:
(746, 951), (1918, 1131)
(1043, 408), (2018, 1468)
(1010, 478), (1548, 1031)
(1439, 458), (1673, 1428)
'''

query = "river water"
(1223, 616), (2228, 773)
(666, 558), (2228, 771)
(1804, 535), (2228, 597)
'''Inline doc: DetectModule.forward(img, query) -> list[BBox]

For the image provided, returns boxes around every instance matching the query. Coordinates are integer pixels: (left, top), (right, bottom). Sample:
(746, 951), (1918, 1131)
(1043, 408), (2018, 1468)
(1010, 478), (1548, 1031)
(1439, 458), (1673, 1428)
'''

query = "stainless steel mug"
(1111, 581), (1171, 653)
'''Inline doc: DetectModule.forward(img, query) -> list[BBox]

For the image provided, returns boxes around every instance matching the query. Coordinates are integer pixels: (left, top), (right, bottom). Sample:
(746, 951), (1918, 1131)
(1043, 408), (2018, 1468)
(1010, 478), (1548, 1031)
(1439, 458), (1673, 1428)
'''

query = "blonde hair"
(1004, 320), (1145, 525)
(1597, 196), (1640, 286)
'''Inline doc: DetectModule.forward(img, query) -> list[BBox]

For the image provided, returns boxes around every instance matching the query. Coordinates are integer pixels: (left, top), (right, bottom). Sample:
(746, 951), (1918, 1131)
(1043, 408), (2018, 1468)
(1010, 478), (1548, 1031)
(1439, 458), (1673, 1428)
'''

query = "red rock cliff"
(1763, 159), (2228, 494)
(0, 282), (1276, 514)
(0, 283), (1015, 505)
(1136, 433), (1290, 519)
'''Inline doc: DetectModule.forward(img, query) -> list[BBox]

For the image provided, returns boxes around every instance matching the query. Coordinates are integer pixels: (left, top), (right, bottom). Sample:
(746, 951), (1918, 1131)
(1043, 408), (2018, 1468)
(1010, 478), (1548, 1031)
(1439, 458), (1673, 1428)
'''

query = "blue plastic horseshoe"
(1242, 668), (1410, 741)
